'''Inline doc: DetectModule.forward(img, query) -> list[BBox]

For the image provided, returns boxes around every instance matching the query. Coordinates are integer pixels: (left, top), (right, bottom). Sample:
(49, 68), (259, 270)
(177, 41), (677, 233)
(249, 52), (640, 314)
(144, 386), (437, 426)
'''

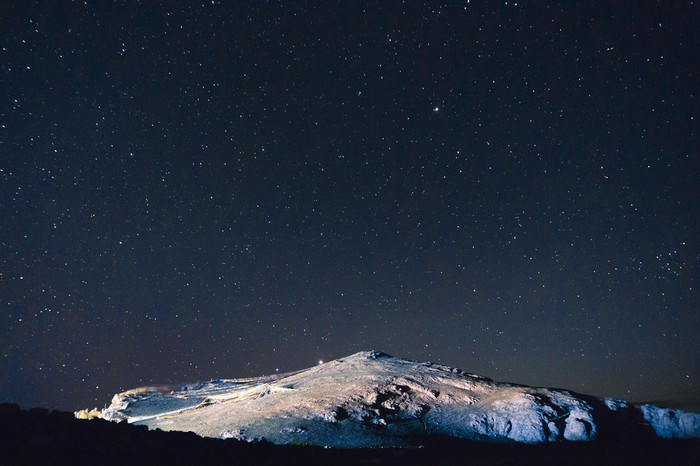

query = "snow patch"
(603, 398), (629, 411)
(640, 405), (700, 439)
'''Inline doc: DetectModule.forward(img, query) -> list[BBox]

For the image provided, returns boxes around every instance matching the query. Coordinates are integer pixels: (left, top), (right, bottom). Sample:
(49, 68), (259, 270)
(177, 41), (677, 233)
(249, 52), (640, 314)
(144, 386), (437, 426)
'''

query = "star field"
(1, 1), (698, 412)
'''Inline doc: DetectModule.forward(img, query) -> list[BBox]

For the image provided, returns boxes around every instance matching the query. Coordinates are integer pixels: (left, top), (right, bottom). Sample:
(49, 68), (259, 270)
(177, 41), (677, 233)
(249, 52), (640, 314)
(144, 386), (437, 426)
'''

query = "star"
(1, 0), (696, 414)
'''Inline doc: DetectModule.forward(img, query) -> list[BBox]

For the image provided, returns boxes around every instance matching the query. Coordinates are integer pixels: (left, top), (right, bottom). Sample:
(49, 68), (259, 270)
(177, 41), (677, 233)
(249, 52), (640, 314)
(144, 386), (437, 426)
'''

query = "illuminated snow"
(95, 351), (700, 447)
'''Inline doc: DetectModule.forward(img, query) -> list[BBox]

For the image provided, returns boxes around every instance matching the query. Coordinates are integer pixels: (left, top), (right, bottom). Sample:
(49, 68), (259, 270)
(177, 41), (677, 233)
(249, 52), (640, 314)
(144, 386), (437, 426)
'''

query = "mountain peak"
(361, 349), (391, 359)
(89, 352), (700, 447)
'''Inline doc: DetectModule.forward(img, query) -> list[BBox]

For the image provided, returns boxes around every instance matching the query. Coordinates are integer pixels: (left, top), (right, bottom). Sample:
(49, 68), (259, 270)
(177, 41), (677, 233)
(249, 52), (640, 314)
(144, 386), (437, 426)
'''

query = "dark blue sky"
(1, 1), (698, 412)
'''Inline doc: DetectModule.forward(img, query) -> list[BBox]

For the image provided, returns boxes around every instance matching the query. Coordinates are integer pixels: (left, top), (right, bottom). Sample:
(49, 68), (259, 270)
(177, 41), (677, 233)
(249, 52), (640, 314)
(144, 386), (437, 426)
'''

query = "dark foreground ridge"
(2, 403), (699, 466)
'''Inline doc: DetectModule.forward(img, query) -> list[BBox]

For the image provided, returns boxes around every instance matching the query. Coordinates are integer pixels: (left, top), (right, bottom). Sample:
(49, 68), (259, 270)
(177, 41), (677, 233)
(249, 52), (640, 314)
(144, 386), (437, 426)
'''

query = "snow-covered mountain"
(92, 351), (700, 447)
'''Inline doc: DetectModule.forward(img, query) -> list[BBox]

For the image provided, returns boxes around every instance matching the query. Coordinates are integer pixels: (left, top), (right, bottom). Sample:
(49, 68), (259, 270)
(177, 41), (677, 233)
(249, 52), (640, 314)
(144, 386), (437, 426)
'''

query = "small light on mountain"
(318, 360), (324, 365)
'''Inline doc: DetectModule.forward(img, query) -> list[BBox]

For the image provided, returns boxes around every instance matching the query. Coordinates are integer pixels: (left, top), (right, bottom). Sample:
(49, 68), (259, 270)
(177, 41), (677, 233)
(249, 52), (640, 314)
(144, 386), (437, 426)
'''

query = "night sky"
(1, 1), (698, 413)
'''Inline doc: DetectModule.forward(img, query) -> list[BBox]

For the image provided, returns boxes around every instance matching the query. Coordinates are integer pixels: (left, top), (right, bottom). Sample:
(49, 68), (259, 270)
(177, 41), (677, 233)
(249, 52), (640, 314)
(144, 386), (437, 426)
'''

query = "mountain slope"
(93, 351), (700, 447)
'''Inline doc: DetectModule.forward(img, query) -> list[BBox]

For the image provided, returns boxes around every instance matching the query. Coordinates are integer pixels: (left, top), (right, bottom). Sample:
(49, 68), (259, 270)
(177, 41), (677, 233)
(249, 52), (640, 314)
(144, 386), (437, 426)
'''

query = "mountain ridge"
(86, 350), (700, 447)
